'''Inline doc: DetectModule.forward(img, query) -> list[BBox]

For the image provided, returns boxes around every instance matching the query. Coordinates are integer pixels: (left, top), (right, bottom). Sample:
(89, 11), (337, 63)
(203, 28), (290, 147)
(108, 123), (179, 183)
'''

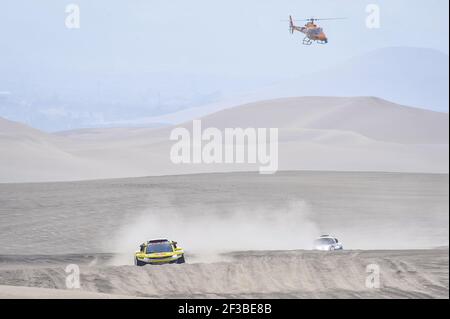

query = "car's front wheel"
(135, 257), (146, 266)
(176, 254), (186, 264)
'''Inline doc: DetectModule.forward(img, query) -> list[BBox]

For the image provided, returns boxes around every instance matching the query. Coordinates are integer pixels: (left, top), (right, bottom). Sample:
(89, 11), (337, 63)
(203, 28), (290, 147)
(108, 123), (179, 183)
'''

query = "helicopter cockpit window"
(312, 28), (323, 34)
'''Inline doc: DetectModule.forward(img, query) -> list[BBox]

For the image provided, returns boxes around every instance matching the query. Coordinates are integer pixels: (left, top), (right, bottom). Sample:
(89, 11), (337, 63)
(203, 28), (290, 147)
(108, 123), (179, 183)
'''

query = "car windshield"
(146, 243), (173, 254)
(314, 238), (335, 245)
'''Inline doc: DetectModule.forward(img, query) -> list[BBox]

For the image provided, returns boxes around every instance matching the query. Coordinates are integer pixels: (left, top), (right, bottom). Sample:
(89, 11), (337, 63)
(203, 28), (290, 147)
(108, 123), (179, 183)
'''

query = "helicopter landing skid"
(302, 37), (313, 45)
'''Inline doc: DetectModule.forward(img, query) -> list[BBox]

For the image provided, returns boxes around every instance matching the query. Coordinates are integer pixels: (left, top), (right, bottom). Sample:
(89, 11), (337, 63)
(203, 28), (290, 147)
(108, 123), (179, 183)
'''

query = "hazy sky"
(1, 0), (448, 77)
(0, 1), (448, 130)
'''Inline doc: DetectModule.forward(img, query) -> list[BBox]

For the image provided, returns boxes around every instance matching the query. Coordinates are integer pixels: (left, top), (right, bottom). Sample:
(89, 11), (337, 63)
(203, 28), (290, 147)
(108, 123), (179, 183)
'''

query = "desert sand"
(0, 249), (447, 299)
(0, 171), (448, 298)
(1, 97), (448, 182)
(0, 96), (448, 298)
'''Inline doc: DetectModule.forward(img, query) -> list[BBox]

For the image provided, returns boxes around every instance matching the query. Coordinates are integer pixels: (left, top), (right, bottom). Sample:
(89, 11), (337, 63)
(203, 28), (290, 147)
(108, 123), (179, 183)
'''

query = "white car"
(313, 235), (343, 251)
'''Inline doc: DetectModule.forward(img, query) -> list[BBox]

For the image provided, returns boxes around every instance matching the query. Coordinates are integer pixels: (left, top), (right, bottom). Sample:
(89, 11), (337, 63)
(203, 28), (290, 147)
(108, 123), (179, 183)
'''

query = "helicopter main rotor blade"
(312, 17), (347, 21)
(282, 17), (348, 22)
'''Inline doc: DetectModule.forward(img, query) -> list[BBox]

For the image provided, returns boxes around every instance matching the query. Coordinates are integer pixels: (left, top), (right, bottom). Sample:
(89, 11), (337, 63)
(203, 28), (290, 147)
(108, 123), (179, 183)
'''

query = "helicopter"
(288, 16), (346, 45)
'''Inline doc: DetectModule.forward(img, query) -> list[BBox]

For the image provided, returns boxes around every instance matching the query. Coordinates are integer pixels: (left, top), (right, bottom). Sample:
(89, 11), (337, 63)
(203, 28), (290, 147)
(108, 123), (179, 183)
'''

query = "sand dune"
(0, 172), (447, 254)
(0, 285), (136, 299)
(0, 171), (447, 298)
(106, 47), (448, 127)
(0, 118), (124, 182)
(0, 97), (448, 182)
(0, 250), (447, 298)
(198, 97), (448, 144)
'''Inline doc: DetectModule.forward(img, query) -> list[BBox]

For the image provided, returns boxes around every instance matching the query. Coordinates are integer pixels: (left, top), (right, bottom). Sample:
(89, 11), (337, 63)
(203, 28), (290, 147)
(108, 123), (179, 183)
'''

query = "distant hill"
(251, 47), (449, 113)
(0, 47), (447, 132)
(136, 47), (449, 126)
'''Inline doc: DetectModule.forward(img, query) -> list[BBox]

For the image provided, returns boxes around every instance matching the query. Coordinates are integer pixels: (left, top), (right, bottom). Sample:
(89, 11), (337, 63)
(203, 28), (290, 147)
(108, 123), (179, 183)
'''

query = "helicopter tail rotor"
(289, 15), (295, 34)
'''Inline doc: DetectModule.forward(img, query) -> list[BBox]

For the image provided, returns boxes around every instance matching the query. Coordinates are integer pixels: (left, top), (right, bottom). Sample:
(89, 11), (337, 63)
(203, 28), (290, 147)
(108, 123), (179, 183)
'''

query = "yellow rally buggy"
(134, 239), (185, 266)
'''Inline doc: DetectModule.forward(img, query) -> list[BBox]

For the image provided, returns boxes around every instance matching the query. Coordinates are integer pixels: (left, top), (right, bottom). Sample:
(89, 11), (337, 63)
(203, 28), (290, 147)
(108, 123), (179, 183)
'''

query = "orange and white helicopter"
(288, 16), (345, 45)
